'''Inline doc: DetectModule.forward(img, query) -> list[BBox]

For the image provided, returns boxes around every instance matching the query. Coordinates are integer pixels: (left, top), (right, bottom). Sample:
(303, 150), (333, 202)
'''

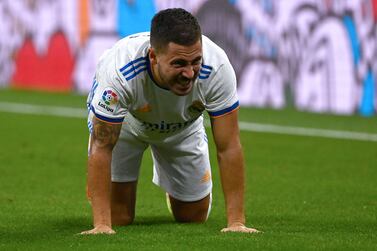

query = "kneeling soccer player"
(82, 8), (259, 234)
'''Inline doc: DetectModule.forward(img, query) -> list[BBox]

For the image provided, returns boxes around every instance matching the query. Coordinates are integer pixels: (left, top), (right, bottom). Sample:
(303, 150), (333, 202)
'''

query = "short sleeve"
(204, 58), (239, 118)
(88, 50), (129, 123)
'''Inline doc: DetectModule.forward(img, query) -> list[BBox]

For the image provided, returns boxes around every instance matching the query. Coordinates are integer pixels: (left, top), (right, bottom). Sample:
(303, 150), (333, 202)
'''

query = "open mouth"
(178, 84), (191, 90)
(178, 78), (191, 85)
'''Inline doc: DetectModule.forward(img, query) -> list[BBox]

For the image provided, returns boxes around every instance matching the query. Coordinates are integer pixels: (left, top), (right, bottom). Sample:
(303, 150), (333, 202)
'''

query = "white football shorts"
(110, 121), (213, 202)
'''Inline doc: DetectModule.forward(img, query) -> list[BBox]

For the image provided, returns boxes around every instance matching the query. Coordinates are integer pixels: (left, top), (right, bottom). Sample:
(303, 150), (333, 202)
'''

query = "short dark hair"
(150, 8), (202, 53)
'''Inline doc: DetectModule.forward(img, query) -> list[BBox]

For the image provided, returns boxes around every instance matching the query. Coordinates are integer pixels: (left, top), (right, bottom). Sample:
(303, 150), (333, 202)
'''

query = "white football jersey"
(87, 32), (239, 140)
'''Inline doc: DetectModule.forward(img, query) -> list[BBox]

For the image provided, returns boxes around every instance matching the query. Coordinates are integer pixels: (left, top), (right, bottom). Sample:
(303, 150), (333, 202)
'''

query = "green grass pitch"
(0, 89), (376, 250)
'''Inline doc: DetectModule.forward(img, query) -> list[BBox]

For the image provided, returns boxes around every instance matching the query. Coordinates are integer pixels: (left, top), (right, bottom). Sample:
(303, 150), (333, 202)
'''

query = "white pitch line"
(0, 101), (87, 118)
(238, 121), (377, 142)
(1, 101), (377, 142)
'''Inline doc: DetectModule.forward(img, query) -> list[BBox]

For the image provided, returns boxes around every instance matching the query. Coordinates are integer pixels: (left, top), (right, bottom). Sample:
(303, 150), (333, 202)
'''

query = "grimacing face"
(149, 40), (202, 96)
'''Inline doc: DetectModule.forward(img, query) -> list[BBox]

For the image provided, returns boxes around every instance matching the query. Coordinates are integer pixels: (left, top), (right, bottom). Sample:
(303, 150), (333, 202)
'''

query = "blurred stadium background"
(1, 0), (377, 116)
(0, 0), (376, 250)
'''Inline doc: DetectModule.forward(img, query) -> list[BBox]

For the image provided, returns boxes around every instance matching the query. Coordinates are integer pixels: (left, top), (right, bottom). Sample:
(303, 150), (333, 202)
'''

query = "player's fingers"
(79, 228), (116, 235)
(220, 227), (230, 233)
(221, 226), (260, 233)
(79, 229), (95, 235)
(242, 227), (260, 233)
(79, 230), (115, 235)
(221, 227), (239, 232)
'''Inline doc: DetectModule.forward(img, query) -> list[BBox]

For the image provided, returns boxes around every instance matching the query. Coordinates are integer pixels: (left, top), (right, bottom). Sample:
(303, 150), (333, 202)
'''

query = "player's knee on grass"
(111, 198), (135, 226)
(111, 181), (137, 226)
(168, 194), (211, 223)
(111, 209), (134, 226)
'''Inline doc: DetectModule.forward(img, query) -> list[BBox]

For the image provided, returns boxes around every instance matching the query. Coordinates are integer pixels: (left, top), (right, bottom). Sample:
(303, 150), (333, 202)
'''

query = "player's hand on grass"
(80, 224), (116, 235)
(221, 222), (260, 233)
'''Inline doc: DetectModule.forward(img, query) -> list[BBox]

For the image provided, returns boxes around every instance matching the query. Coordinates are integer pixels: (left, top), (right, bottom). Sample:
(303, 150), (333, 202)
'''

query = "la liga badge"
(97, 87), (119, 113)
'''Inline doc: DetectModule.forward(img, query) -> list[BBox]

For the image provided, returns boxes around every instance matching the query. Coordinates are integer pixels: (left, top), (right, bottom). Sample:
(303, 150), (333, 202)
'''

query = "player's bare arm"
(92, 119), (121, 149)
(81, 117), (122, 235)
(210, 110), (259, 233)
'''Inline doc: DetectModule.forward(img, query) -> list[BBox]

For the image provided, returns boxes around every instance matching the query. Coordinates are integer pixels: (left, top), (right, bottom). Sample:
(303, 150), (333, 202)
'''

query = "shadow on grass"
(0, 214), (219, 245)
(133, 215), (175, 226)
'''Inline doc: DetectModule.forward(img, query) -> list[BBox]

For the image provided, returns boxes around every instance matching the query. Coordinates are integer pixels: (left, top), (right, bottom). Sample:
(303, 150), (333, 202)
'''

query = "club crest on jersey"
(98, 88), (119, 113)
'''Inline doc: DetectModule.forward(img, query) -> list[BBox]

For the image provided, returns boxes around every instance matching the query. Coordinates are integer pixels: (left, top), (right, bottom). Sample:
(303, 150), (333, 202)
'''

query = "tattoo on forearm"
(92, 119), (121, 148)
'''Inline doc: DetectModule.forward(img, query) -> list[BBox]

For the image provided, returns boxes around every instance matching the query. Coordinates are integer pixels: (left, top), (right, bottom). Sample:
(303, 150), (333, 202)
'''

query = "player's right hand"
(80, 225), (116, 235)
(221, 222), (260, 233)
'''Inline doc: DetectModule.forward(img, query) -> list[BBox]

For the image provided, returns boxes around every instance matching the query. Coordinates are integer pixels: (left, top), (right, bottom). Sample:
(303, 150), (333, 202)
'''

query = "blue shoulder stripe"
(125, 67), (148, 81)
(207, 101), (239, 117)
(122, 61), (147, 76)
(201, 64), (213, 70)
(87, 78), (98, 110)
(87, 120), (93, 133)
(90, 105), (124, 123)
(119, 56), (148, 81)
(120, 56), (147, 72)
(200, 69), (211, 74)
(199, 64), (213, 79)
(199, 75), (210, 79)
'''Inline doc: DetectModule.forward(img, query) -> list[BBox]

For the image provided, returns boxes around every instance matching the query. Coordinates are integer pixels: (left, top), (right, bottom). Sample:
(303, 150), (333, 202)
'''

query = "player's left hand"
(221, 223), (260, 233)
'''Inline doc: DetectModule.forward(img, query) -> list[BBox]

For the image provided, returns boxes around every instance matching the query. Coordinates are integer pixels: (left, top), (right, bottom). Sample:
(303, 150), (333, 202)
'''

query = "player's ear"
(149, 48), (157, 65)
